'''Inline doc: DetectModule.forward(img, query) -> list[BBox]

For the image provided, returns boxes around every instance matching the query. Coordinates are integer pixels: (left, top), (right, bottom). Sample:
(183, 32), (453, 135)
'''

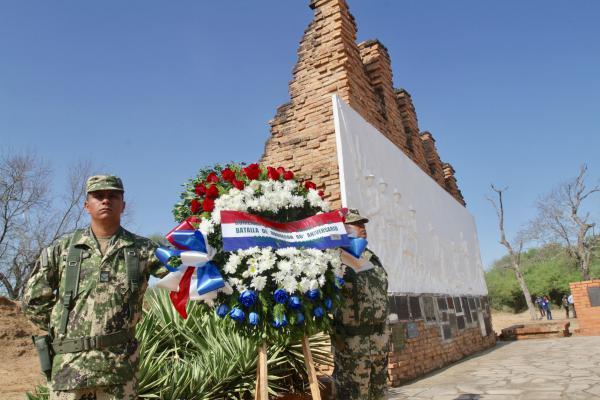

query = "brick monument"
(261, 0), (496, 385)
(570, 280), (600, 336)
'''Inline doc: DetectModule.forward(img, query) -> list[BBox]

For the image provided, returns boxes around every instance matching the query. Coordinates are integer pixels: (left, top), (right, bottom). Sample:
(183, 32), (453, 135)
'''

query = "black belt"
(53, 328), (135, 354)
(336, 323), (385, 337)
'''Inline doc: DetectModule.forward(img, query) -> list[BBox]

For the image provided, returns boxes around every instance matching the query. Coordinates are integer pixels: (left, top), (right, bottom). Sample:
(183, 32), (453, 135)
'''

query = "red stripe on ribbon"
(169, 267), (195, 319)
(220, 209), (346, 232)
(166, 220), (196, 249)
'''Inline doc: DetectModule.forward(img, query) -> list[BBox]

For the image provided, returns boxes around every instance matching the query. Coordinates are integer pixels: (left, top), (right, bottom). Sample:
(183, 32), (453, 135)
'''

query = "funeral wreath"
(156, 163), (350, 340)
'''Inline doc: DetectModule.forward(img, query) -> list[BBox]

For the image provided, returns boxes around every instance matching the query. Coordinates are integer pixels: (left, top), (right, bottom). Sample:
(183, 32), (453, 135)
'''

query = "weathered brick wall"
(570, 280), (600, 336)
(261, 0), (465, 207)
(389, 321), (496, 385)
(261, 0), (490, 385)
(387, 294), (496, 385)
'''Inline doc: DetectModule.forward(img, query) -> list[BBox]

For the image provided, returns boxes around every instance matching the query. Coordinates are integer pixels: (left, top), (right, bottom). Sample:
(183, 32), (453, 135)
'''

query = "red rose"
(232, 179), (245, 190)
(190, 199), (202, 214)
(304, 181), (317, 190)
(283, 170), (294, 180)
(206, 172), (219, 183)
(276, 166), (286, 175)
(221, 168), (236, 182)
(243, 163), (261, 180)
(203, 197), (215, 212)
(205, 184), (219, 199)
(318, 190), (325, 198)
(267, 166), (280, 180)
(195, 183), (206, 196)
(187, 215), (201, 224)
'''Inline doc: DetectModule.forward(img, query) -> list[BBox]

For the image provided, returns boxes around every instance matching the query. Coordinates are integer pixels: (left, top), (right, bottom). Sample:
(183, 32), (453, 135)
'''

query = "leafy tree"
(486, 241), (600, 312)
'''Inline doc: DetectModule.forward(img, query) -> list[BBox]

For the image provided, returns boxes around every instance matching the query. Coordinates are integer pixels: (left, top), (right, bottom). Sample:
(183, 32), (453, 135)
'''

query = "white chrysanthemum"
(240, 246), (262, 257)
(277, 259), (293, 275)
(308, 279), (319, 291)
(276, 247), (299, 257)
(282, 276), (298, 293)
(249, 180), (261, 191)
(199, 219), (216, 235)
(228, 277), (247, 292)
(317, 275), (326, 287)
(223, 253), (241, 274)
(299, 277), (311, 293)
(250, 275), (267, 291)
(289, 195), (305, 208)
(273, 271), (286, 284)
(283, 180), (297, 191)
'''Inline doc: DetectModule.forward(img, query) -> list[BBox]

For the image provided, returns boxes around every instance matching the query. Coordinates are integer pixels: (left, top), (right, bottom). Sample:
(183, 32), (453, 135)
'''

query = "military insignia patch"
(99, 271), (111, 282)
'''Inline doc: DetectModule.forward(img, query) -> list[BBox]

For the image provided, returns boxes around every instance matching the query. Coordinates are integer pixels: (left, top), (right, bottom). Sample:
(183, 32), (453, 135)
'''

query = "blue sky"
(1, 1), (598, 268)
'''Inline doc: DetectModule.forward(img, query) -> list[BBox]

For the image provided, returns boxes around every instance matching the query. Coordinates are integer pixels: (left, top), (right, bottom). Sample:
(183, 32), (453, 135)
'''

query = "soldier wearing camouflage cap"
(23, 175), (168, 400)
(333, 208), (390, 399)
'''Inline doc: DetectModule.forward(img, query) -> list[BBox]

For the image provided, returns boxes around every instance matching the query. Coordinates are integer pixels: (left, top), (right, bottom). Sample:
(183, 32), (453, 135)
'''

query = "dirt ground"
(0, 297), (45, 400)
(0, 298), (580, 400)
(491, 308), (579, 334)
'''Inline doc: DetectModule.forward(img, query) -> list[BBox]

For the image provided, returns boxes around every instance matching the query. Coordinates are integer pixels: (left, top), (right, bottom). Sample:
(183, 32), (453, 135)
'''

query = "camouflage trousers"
(332, 330), (390, 400)
(49, 379), (137, 400)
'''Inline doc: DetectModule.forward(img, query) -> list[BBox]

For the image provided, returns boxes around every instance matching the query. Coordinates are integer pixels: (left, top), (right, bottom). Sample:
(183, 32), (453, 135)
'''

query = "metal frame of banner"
(254, 336), (322, 400)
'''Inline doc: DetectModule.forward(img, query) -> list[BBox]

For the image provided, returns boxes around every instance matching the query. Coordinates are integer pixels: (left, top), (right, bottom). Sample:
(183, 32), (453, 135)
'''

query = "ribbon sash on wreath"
(220, 210), (351, 251)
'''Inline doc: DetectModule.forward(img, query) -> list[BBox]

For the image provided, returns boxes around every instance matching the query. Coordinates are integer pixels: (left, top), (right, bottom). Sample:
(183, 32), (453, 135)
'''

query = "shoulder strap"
(124, 247), (140, 315)
(58, 229), (84, 335)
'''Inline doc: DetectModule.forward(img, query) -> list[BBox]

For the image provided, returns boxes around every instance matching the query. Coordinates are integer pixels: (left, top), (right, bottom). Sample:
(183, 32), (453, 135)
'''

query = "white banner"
(333, 95), (488, 296)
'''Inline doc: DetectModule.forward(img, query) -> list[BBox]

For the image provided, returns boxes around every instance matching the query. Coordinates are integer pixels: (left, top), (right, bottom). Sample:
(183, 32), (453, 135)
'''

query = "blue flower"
(306, 289), (320, 300)
(216, 304), (230, 318)
(324, 298), (333, 310)
(239, 290), (258, 308)
(313, 307), (324, 318)
(248, 312), (259, 326)
(272, 314), (288, 328)
(288, 296), (302, 310)
(335, 277), (345, 288)
(273, 289), (289, 304)
(296, 312), (305, 325)
(229, 307), (245, 322)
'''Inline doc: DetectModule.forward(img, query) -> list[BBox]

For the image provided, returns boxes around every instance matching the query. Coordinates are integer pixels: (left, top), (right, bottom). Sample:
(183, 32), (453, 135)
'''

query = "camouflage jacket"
(335, 249), (389, 329)
(23, 226), (167, 390)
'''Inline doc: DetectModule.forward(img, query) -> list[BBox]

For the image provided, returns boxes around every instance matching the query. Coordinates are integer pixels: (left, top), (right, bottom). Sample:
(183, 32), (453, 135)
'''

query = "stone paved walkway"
(387, 336), (600, 400)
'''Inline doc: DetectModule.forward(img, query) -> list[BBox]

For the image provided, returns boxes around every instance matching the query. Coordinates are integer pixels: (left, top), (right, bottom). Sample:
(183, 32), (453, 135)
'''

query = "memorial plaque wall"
(462, 297), (473, 323)
(449, 313), (458, 331)
(407, 322), (419, 338)
(447, 297), (454, 309)
(409, 296), (422, 319)
(588, 287), (600, 307)
(468, 297), (476, 310)
(457, 315), (466, 330)
(390, 323), (406, 351)
(437, 297), (448, 311)
(423, 296), (437, 322)
(454, 297), (463, 312)
(396, 295), (410, 320)
(442, 324), (452, 340)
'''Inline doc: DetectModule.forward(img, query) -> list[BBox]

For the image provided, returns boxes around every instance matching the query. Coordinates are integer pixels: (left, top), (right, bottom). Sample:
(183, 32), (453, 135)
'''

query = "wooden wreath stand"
(254, 335), (321, 400)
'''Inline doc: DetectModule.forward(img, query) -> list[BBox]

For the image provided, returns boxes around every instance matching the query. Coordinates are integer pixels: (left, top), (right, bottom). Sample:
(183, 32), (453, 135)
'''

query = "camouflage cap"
(345, 208), (369, 224)
(86, 175), (124, 193)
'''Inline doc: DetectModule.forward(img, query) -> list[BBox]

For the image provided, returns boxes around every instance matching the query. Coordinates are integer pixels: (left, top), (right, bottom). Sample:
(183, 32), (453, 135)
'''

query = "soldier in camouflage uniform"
(23, 175), (167, 400)
(333, 209), (390, 400)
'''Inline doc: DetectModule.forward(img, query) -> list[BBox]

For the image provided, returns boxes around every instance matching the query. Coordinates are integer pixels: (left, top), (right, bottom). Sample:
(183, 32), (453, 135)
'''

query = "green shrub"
(27, 289), (332, 399)
(485, 242), (600, 312)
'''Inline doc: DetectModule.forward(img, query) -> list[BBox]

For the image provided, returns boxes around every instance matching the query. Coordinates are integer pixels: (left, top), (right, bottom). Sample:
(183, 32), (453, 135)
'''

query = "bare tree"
(488, 185), (538, 320)
(528, 165), (599, 281)
(0, 152), (93, 299)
